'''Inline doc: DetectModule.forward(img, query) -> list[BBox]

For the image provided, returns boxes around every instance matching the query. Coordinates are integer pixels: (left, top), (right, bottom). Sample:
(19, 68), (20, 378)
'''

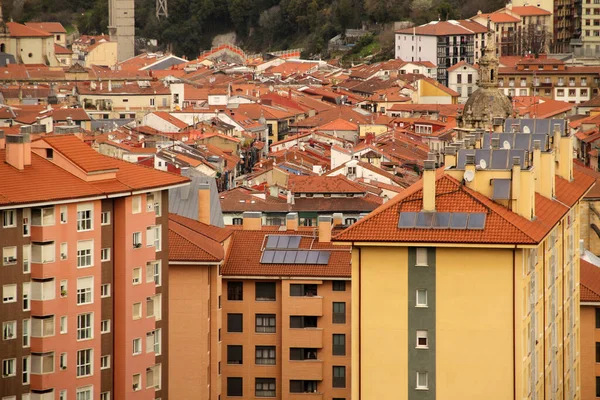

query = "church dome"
(462, 86), (513, 127)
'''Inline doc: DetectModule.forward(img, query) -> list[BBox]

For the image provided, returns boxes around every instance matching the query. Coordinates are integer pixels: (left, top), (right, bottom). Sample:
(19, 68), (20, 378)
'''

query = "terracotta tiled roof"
(289, 175), (366, 194)
(43, 135), (121, 173)
(169, 213), (232, 242)
(447, 60), (479, 72)
(396, 20), (487, 36)
(318, 118), (359, 131)
(222, 228), (351, 277)
(52, 107), (91, 121)
(7, 22), (52, 37)
(581, 259), (600, 302)
(475, 12), (520, 23)
(54, 44), (72, 54)
(572, 163), (600, 199)
(25, 22), (67, 33)
(152, 112), (189, 130)
(510, 6), (551, 16)
(168, 214), (231, 262)
(334, 169), (593, 244)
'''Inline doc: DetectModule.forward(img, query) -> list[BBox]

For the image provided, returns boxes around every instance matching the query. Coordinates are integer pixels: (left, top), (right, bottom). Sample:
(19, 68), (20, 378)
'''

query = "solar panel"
(515, 134), (531, 150)
(295, 250), (308, 264)
(492, 179), (511, 200)
(510, 150), (526, 168)
(450, 212), (468, 229)
(317, 251), (331, 265)
(499, 133), (513, 148)
(456, 149), (475, 169)
(284, 250), (297, 264)
(467, 213), (487, 229)
(491, 150), (509, 169)
(277, 236), (290, 249)
(273, 251), (286, 264)
(432, 212), (451, 228)
(265, 235), (279, 249)
(306, 251), (319, 264)
(288, 236), (301, 249)
(261, 250), (275, 264)
(398, 212), (417, 228)
(415, 212), (434, 228)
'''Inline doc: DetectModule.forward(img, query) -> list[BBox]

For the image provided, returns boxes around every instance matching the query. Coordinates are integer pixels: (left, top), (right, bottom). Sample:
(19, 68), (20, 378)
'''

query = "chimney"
(464, 154), (476, 188)
(6, 133), (31, 170)
(557, 131), (573, 182)
(539, 145), (556, 199)
(422, 160), (436, 212)
(532, 140), (541, 192)
(318, 216), (332, 243)
(242, 211), (262, 230)
(332, 212), (343, 227)
(443, 146), (456, 167)
(0, 130), (4, 150)
(197, 183), (211, 225)
(286, 212), (298, 231)
(511, 156), (521, 213)
(491, 137), (500, 149)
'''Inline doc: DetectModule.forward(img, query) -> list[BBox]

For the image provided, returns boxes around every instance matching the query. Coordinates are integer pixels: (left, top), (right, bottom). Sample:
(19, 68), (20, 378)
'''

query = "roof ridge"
(169, 222), (223, 260)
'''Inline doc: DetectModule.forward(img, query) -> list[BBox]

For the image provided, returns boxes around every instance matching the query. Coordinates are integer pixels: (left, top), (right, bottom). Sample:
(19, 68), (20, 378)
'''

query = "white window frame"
(2, 358), (16, 377)
(76, 277), (93, 305)
(146, 329), (161, 355)
(2, 321), (16, 341)
(416, 289), (428, 307)
(60, 280), (67, 298)
(133, 373), (141, 391)
(146, 261), (161, 286)
(60, 352), (67, 370)
(416, 371), (428, 390)
(22, 319), (30, 348)
(76, 204), (93, 232)
(3, 284), (16, 303)
(415, 248), (428, 266)
(133, 232), (142, 248)
(60, 206), (67, 224)
(416, 330), (428, 349)
(60, 316), (67, 334)
(100, 320), (110, 334)
(77, 240), (93, 268)
(100, 355), (110, 370)
(23, 282), (30, 311)
(76, 349), (93, 377)
(3, 209), (16, 228)
(77, 313), (93, 341)
(3, 246), (17, 265)
(76, 385), (93, 400)
(100, 211), (110, 225)
(100, 392), (110, 400)
(133, 302), (141, 320)
(60, 242), (68, 260)
(100, 248), (110, 262)
(132, 268), (141, 285)
(22, 244), (30, 273)
(132, 196), (142, 214)
(132, 338), (142, 355)
(100, 284), (110, 298)
(22, 355), (30, 384)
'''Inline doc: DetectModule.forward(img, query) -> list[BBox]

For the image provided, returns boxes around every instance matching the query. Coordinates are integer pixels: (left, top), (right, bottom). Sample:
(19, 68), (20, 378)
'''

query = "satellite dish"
(503, 141), (511, 149)
(269, 85), (274, 92)
(523, 126), (530, 134)
(479, 159), (487, 169)
(464, 169), (475, 182)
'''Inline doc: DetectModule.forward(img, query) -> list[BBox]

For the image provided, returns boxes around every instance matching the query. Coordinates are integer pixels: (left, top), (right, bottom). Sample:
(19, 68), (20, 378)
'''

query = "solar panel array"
(482, 133), (549, 151)
(260, 250), (331, 265)
(265, 235), (302, 249)
(456, 149), (528, 169)
(504, 118), (565, 134)
(398, 211), (487, 230)
(492, 179), (511, 200)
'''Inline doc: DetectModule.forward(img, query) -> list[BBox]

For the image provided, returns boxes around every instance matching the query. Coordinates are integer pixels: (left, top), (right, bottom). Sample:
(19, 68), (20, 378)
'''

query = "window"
(77, 277), (93, 305)
(416, 372), (428, 390)
(256, 314), (275, 333)
(76, 204), (92, 231)
(60, 242), (68, 260)
(60, 316), (67, 334)
(100, 248), (110, 262)
(22, 356), (29, 384)
(333, 302), (346, 324)
(133, 338), (142, 355)
(290, 380), (318, 393)
(146, 329), (161, 354)
(100, 284), (110, 298)
(597, 376), (600, 397)
(132, 268), (141, 285)
(76, 349), (92, 377)
(333, 281), (346, 291)
(31, 278), (55, 301)
(133, 303), (142, 320)
(256, 346), (276, 365)
(232, 217), (243, 225)
(22, 209), (30, 236)
(100, 211), (110, 225)
(100, 355), (110, 370)
(228, 281), (243, 300)
(59, 280), (67, 298)
(227, 377), (243, 397)
(228, 313), (243, 333)
(416, 289), (428, 307)
(2, 321), (16, 340)
(132, 196), (142, 214)
(333, 334), (346, 356)
(22, 319), (30, 347)
(100, 393), (110, 400)
(3, 246), (17, 265)
(31, 352), (54, 374)
(150, 98), (155, 107)
(2, 358), (15, 377)
(468, 73), (473, 84)
(32, 241), (55, 264)
(31, 316), (55, 337)
(3, 209), (16, 228)
(290, 316), (317, 328)
(227, 345), (243, 364)
(457, 74), (462, 84)
(290, 283), (317, 297)
(256, 378), (276, 397)
(146, 261), (161, 286)
(132, 374), (141, 391)
(597, 342), (600, 363)
(23, 282), (30, 311)
(256, 282), (276, 301)
(133, 232), (142, 248)
(416, 248), (428, 266)
(31, 207), (55, 226)
(60, 353), (67, 369)
(101, 320), (110, 333)
(77, 313), (93, 340)
(416, 330), (428, 348)
(596, 308), (600, 328)
(77, 240), (93, 268)
(146, 294), (162, 320)
(60, 206), (67, 224)
(22, 244), (30, 273)
(146, 364), (161, 389)
(333, 366), (346, 388)
(290, 348), (318, 360)
(3, 284), (16, 303)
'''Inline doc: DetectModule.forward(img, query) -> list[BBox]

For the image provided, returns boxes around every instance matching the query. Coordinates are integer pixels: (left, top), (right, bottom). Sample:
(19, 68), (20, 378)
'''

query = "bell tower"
(108, 0), (135, 62)
(478, 17), (499, 89)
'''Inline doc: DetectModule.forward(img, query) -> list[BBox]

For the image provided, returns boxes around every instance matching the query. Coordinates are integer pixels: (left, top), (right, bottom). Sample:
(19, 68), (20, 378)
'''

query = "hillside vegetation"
(9, 0), (505, 58)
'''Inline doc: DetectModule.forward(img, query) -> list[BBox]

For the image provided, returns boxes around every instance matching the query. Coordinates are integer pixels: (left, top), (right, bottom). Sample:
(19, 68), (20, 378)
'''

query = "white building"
(447, 61), (480, 103)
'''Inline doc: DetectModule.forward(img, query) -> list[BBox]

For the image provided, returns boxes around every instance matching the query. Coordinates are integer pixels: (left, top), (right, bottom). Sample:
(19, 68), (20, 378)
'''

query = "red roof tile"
(510, 6), (551, 16)
(581, 259), (600, 302)
(318, 118), (359, 131)
(289, 175), (366, 194)
(152, 112), (189, 130)
(168, 215), (231, 262)
(396, 20), (487, 36)
(7, 22), (52, 37)
(24, 22), (67, 33)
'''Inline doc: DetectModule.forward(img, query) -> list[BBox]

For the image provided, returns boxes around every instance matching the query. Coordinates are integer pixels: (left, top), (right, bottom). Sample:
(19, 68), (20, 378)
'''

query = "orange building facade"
(0, 129), (188, 400)
(581, 258), (600, 399)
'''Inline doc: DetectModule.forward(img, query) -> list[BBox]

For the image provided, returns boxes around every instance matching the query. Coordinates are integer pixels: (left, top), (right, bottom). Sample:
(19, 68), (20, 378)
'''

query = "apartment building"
(446, 61), (480, 103)
(0, 130), (188, 400)
(580, 0), (600, 56)
(335, 118), (594, 399)
(580, 258), (600, 399)
(498, 56), (600, 102)
(395, 20), (488, 86)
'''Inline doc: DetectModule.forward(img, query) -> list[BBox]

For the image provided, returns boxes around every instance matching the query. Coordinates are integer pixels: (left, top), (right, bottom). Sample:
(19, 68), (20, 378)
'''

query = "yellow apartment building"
(335, 118), (594, 400)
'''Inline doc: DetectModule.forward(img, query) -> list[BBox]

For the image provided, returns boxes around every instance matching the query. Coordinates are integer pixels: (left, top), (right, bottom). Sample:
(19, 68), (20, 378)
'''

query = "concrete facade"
(109, 0), (135, 62)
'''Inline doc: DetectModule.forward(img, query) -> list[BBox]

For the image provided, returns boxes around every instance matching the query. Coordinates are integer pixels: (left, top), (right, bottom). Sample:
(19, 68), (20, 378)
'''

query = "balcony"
(288, 328), (323, 348)
(287, 296), (323, 317)
(287, 360), (324, 381)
